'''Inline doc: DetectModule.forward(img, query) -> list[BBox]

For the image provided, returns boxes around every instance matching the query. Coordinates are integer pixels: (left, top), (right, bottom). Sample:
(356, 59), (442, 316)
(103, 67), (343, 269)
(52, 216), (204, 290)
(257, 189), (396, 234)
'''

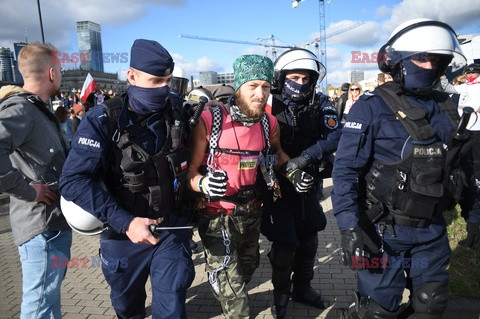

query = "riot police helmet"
(186, 87), (214, 103)
(378, 18), (466, 88)
(60, 196), (106, 236)
(171, 66), (189, 99)
(273, 48), (326, 102)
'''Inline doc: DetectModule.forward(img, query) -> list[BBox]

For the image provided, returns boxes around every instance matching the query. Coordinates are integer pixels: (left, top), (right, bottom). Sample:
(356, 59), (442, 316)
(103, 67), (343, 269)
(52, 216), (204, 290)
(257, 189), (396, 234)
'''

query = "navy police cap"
(130, 39), (174, 77)
(465, 63), (480, 74)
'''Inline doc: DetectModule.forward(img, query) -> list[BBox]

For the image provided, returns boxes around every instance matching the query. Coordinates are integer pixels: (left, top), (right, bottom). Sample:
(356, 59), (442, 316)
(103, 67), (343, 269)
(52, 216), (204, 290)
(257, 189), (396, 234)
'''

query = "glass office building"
(0, 47), (14, 82)
(77, 21), (104, 72)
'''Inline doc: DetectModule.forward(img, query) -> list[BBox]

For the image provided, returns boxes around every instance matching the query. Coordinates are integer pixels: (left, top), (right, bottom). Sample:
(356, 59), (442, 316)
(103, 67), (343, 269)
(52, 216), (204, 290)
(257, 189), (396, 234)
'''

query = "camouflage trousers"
(197, 207), (261, 319)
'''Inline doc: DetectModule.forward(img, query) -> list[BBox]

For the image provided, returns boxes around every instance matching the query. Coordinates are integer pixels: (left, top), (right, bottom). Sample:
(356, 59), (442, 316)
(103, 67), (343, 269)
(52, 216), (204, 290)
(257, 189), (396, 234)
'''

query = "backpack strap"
(432, 90), (460, 127)
(208, 105), (223, 150)
(208, 104), (270, 154)
(374, 82), (437, 141)
(260, 113), (271, 151)
(101, 95), (124, 142)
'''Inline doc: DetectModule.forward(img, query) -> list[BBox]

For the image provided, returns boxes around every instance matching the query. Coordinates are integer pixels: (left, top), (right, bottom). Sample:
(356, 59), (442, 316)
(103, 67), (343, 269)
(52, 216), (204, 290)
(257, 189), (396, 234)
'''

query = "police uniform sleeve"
(304, 96), (341, 160)
(331, 97), (374, 232)
(59, 106), (134, 233)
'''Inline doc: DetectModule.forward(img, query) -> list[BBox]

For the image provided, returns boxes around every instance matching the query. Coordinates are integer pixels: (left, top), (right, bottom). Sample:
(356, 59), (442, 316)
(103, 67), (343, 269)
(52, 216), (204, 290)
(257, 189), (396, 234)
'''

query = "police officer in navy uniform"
(332, 19), (471, 318)
(60, 39), (194, 319)
(261, 48), (341, 318)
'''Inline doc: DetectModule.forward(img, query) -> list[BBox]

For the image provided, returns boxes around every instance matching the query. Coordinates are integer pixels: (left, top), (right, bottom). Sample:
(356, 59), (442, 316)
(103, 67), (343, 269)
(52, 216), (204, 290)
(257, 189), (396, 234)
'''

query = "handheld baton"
(149, 225), (193, 238)
(454, 106), (474, 141)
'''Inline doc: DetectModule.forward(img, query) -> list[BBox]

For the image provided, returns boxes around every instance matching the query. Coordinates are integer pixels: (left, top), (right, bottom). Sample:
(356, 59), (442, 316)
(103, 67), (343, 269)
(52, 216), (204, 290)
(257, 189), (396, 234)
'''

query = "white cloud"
(385, 0), (480, 35)
(309, 20), (385, 47)
(325, 0), (480, 87)
(0, 0), (186, 50)
(376, 5), (391, 18)
(325, 20), (384, 47)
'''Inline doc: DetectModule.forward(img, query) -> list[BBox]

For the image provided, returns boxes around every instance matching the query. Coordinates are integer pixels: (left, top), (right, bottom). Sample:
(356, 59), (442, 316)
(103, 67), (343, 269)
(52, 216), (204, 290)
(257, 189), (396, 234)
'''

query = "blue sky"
(1, 0), (479, 87)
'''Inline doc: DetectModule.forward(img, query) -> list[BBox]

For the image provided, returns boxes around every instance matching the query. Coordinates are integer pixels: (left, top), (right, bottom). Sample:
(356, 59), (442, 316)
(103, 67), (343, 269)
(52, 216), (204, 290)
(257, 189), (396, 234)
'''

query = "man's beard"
(235, 92), (266, 118)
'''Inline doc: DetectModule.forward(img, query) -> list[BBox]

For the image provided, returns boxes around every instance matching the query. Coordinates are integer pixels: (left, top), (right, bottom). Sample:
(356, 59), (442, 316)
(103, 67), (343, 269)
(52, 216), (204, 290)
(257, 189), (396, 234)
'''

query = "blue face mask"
(283, 78), (311, 100)
(127, 85), (170, 115)
(402, 59), (438, 89)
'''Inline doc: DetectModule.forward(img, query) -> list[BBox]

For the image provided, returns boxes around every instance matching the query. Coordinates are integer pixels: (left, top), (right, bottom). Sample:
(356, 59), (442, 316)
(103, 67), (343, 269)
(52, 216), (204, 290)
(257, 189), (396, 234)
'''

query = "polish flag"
(80, 73), (98, 102)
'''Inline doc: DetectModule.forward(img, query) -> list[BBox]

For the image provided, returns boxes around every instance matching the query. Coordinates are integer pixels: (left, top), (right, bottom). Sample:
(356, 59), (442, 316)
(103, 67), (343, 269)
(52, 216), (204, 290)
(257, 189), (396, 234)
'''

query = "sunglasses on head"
(350, 88), (360, 91)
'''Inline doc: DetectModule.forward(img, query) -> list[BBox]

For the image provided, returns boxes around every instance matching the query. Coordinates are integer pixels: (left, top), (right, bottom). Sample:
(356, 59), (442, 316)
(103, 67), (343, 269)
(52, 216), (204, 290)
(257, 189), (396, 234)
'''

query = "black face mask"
(282, 78), (314, 103)
(402, 59), (438, 89)
(127, 85), (170, 115)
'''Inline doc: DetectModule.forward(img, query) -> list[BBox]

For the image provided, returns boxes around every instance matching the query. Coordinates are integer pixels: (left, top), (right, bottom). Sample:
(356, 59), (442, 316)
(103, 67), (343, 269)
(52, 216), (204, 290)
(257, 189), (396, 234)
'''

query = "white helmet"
(273, 48), (326, 102)
(378, 18), (466, 75)
(60, 196), (105, 235)
(171, 66), (189, 98)
(186, 87), (213, 103)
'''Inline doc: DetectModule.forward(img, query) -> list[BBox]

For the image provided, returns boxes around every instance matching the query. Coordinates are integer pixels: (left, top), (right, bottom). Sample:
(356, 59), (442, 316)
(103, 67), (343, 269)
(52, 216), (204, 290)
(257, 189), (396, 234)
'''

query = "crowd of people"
(0, 17), (479, 319)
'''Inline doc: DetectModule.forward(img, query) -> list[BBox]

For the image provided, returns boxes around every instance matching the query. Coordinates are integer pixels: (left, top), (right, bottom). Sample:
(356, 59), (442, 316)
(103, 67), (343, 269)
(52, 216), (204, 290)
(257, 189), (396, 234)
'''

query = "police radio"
(454, 106), (474, 141)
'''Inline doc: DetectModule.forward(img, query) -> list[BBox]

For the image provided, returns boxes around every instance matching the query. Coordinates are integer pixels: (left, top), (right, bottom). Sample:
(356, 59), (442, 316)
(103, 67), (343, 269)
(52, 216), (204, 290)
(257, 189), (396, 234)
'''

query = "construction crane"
(292, 0), (364, 92)
(318, 0), (327, 92)
(257, 35), (282, 60)
(180, 11), (365, 93)
(178, 34), (294, 61)
(302, 21), (366, 54)
(301, 21), (366, 92)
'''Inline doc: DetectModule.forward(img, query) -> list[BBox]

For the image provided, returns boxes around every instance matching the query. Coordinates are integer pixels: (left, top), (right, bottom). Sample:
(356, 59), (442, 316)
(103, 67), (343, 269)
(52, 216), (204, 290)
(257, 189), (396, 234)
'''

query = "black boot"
(271, 292), (290, 319)
(292, 286), (331, 309)
(340, 291), (406, 319)
(291, 234), (331, 309)
(459, 222), (480, 248)
(268, 245), (295, 319)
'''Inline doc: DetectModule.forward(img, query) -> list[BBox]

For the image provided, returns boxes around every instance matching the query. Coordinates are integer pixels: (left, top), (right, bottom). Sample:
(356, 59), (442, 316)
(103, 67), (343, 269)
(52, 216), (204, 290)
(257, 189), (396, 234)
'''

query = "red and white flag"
(80, 73), (98, 102)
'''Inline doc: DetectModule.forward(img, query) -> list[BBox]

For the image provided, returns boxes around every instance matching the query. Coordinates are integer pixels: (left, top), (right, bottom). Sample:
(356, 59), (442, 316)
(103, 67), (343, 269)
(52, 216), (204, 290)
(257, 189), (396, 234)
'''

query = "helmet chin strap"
(309, 83), (317, 104)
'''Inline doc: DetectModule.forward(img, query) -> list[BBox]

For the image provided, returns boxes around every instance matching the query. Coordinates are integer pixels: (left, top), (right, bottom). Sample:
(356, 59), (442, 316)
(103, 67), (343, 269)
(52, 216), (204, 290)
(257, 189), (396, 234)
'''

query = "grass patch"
(444, 206), (480, 298)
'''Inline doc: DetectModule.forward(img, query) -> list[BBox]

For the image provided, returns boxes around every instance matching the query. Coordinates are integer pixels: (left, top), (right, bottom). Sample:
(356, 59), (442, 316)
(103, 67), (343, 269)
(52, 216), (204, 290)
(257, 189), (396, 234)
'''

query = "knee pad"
(268, 245), (295, 269)
(412, 281), (448, 317)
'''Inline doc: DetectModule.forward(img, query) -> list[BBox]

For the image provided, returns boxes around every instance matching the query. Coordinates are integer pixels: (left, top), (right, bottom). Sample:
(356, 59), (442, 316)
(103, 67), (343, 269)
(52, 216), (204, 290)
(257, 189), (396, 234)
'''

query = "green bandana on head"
(233, 55), (274, 91)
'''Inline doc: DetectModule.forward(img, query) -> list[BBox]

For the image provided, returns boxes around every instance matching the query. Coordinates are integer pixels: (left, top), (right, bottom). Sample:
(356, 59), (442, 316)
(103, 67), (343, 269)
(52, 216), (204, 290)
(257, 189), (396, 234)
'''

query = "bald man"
(0, 43), (71, 319)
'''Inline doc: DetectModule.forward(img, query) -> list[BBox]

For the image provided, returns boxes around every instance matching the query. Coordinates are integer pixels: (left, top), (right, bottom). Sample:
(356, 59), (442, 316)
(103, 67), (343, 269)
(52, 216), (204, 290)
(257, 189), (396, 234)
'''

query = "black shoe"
(271, 292), (290, 319)
(292, 287), (331, 309)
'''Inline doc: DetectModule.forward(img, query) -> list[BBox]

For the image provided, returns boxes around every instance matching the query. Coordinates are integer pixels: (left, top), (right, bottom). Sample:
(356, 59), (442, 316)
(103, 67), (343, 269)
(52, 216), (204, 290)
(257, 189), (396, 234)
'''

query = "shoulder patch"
(323, 105), (337, 112)
(77, 136), (101, 149)
(343, 120), (367, 133)
(324, 114), (339, 129)
(359, 91), (377, 101)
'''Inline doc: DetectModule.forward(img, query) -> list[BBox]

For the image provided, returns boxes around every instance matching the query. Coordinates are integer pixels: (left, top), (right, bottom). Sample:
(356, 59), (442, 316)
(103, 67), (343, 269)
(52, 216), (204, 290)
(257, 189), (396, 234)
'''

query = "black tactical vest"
(364, 83), (469, 227)
(102, 95), (191, 219)
(271, 94), (328, 158)
(270, 94), (335, 194)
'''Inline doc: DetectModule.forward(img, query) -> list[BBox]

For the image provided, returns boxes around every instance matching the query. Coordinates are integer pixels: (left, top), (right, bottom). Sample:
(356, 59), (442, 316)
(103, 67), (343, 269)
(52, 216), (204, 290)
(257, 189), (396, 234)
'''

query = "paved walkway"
(1, 180), (479, 318)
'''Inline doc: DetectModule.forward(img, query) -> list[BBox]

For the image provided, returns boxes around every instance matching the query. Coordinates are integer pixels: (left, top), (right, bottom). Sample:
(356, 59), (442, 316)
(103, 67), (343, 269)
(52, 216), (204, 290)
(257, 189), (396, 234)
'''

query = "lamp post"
(36, 0), (45, 43)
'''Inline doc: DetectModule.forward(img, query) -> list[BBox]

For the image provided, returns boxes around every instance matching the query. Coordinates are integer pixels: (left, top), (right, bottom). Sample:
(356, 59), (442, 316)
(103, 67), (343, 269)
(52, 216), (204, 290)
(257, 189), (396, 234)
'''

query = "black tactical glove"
(198, 170), (228, 200)
(285, 152), (314, 172)
(340, 227), (364, 269)
(287, 169), (315, 193)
